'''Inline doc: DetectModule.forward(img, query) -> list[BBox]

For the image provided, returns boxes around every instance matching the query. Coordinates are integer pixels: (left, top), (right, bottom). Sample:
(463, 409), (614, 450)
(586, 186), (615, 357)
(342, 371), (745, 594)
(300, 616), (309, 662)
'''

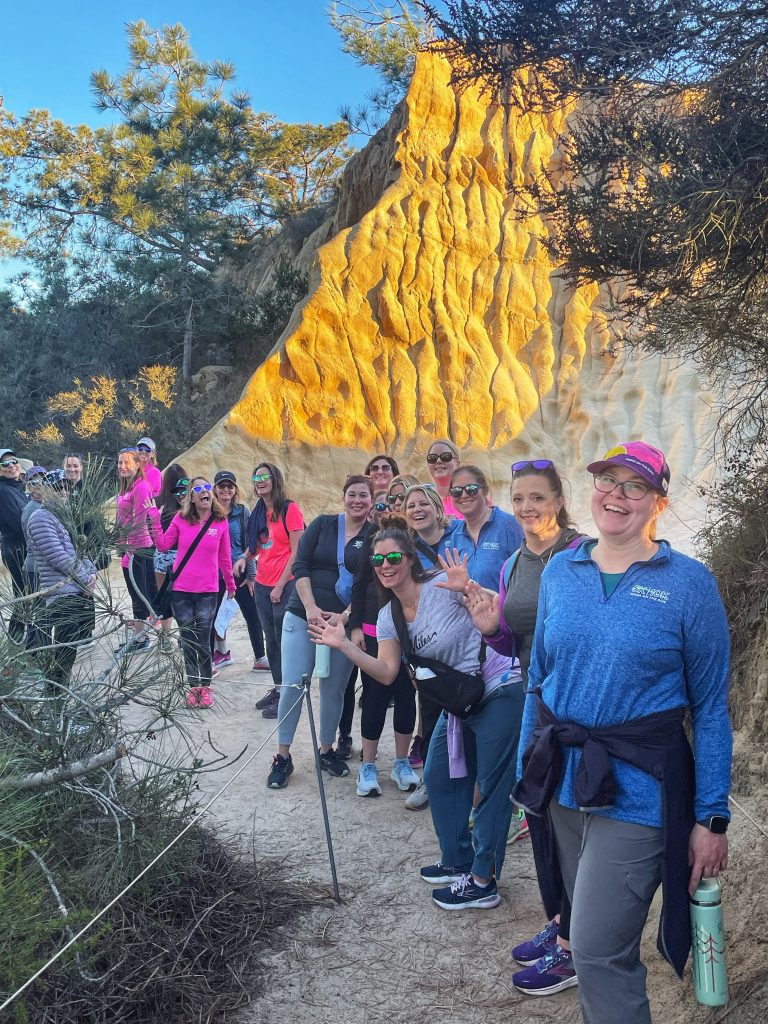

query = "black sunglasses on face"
(427, 451), (455, 464)
(370, 551), (405, 566)
(0, 459), (19, 468)
(387, 493), (406, 505)
(449, 483), (481, 497)
(369, 463), (392, 473)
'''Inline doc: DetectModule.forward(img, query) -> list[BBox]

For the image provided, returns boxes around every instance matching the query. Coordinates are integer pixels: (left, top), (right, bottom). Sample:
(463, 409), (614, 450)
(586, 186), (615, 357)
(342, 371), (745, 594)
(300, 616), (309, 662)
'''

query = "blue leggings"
(424, 683), (524, 880)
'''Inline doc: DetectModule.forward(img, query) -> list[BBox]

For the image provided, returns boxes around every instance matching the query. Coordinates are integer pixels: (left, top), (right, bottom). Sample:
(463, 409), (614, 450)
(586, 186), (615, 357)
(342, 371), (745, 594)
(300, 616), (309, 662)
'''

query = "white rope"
(0, 683), (308, 1014)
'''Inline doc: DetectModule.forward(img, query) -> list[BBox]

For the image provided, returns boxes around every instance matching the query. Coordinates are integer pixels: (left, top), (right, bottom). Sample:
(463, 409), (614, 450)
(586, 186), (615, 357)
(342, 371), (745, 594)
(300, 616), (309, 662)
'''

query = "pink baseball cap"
(587, 442), (670, 495)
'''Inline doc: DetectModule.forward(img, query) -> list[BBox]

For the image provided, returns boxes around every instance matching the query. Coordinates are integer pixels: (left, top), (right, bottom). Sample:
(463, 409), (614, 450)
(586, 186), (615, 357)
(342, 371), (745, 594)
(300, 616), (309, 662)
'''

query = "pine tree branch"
(0, 744), (127, 791)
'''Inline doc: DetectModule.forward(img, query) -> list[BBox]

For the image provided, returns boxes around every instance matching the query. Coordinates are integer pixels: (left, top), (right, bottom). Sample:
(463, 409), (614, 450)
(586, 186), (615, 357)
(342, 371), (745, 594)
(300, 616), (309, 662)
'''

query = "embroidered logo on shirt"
(208, 528), (218, 536)
(353, 539), (363, 548)
(630, 584), (669, 604)
(481, 541), (500, 550)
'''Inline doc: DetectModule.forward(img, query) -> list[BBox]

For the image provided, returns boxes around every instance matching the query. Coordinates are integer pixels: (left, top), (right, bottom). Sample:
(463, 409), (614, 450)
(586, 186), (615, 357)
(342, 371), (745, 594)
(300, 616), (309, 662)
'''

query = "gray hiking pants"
(550, 802), (664, 1024)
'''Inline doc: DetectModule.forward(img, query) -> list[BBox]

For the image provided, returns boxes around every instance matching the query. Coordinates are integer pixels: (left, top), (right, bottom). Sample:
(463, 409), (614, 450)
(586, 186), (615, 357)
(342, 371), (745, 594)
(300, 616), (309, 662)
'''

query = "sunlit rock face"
(184, 52), (716, 545)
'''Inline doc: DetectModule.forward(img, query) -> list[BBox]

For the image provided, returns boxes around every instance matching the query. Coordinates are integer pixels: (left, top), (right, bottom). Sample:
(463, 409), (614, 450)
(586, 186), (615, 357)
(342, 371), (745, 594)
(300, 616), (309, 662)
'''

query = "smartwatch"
(697, 816), (729, 834)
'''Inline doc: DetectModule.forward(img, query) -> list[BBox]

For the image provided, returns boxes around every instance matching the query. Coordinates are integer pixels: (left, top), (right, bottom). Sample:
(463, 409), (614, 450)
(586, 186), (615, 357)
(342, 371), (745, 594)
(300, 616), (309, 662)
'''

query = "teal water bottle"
(690, 877), (728, 1006)
(314, 644), (331, 679)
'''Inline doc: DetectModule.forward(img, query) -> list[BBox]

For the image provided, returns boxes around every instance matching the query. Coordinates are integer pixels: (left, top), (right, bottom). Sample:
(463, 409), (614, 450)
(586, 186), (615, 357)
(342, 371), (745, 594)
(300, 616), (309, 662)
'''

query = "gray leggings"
(550, 802), (664, 1024)
(276, 610), (352, 747)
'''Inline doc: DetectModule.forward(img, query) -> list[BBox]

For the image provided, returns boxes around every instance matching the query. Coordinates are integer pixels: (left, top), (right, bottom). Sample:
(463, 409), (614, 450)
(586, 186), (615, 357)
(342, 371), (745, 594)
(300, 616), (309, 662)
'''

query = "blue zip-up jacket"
(451, 507), (523, 591)
(520, 540), (731, 828)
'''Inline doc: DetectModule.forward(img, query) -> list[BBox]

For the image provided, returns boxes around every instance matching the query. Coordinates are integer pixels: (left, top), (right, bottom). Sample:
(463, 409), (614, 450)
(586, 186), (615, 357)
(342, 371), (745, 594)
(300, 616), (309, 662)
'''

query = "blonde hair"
(117, 450), (145, 495)
(181, 476), (226, 523)
(403, 484), (448, 530)
(387, 474), (420, 498)
(427, 438), (460, 461)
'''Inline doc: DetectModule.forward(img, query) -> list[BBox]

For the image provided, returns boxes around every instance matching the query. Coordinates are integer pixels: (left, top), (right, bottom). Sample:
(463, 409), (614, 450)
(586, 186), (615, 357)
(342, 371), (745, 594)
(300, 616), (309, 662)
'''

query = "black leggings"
(360, 634), (416, 740)
(123, 553), (158, 620)
(42, 596), (95, 688)
(171, 591), (218, 683)
(210, 573), (265, 659)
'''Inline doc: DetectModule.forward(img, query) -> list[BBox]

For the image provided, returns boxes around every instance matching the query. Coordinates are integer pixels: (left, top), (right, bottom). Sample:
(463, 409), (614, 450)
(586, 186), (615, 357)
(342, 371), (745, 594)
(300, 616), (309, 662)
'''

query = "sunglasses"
(370, 551), (405, 566)
(511, 459), (554, 473)
(118, 447), (138, 455)
(136, 444), (153, 453)
(0, 458), (19, 468)
(387, 492), (406, 505)
(427, 451), (455, 464)
(373, 501), (388, 512)
(191, 483), (213, 493)
(369, 463), (392, 473)
(216, 481), (236, 488)
(252, 473), (271, 482)
(449, 483), (481, 497)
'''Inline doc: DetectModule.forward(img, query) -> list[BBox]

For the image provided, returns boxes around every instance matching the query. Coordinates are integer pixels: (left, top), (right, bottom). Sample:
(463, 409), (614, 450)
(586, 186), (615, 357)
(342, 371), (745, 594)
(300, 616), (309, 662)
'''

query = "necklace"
(529, 530), (563, 566)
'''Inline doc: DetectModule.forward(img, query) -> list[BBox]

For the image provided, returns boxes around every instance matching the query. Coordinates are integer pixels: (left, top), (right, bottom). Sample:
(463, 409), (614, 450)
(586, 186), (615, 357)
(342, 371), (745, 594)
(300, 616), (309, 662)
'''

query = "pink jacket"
(117, 479), (153, 569)
(149, 508), (235, 593)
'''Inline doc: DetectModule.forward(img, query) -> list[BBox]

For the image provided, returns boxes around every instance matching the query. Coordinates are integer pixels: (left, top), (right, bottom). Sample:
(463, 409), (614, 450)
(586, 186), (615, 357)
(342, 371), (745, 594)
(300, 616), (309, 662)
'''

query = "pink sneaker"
(252, 657), (271, 672)
(213, 650), (233, 669)
(199, 686), (215, 708)
(186, 687), (201, 708)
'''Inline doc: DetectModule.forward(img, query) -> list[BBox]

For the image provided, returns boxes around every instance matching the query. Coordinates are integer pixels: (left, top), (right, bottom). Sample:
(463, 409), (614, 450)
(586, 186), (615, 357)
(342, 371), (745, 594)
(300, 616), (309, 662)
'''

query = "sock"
(472, 876), (490, 888)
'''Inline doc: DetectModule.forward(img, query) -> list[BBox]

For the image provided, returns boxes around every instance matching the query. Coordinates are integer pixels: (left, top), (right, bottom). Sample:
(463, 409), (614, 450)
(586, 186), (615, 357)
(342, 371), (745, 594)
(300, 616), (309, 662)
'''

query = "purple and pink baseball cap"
(587, 442), (670, 495)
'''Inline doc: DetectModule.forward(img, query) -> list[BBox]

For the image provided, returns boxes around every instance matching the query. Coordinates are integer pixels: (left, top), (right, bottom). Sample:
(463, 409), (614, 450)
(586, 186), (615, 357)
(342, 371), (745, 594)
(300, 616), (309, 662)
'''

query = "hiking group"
(0, 437), (731, 1024)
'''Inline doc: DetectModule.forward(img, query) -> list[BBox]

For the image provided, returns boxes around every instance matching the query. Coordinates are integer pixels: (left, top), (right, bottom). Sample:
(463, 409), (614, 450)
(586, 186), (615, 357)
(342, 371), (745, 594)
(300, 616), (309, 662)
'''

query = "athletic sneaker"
(255, 686), (280, 710)
(213, 650), (233, 669)
(408, 737), (423, 768)
(116, 635), (150, 654)
(198, 686), (215, 707)
(512, 918), (560, 965)
(357, 761), (382, 797)
(336, 734), (353, 760)
(507, 806), (530, 844)
(318, 749), (350, 777)
(266, 754), (294, 789)
(432, 874), (501, 910)
(419, 861), (472, 884)
(512, 945), (578, 996)
(405, 782), (429, 810)
(391, 757), (420, 792)
(252, 657), (271, 671)
(261, 702), (279, 720)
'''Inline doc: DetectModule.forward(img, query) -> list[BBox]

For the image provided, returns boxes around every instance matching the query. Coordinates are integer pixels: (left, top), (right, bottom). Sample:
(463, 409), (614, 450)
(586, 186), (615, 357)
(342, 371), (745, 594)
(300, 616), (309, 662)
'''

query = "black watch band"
(697, 815), (729, 834)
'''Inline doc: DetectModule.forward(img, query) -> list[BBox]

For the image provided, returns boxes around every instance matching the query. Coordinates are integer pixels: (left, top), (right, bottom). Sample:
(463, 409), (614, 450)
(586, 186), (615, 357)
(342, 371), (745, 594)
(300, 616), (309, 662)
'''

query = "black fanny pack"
(390, 597), (485, 719)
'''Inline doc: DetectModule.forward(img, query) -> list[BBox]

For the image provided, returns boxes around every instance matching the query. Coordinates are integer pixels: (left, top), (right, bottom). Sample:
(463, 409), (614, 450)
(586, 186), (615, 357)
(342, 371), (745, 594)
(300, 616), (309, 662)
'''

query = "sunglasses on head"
(387, 492), (406, 505)
(118, 447), (138, 455)
(511, 459), (555, 473)
(192, 483), (213, 493)
(373, 501), (388, 512)
(252, 473), (271, 482)
(0, 458), (19, 468)
(427, 451), (455, 464)
(449, 483), (481, 497)
(370, 551), (405, 566)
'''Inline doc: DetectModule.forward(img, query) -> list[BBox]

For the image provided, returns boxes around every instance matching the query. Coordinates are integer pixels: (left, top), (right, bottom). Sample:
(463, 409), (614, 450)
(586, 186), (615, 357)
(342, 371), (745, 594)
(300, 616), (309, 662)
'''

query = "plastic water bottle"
(690, 877), (728, 1006)
(314, 644), (331, 679)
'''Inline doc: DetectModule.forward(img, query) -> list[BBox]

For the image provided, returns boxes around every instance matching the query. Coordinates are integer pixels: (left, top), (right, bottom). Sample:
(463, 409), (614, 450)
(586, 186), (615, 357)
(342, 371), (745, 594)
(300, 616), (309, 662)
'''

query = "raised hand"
(307, 616), (347, 650)
(465, 584), (501, 636)
(435, 547), (470, 592)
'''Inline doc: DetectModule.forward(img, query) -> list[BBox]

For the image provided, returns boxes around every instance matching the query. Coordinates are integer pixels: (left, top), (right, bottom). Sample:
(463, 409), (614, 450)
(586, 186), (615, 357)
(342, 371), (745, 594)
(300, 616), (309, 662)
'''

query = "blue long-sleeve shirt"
(519, 540), (732, 828)
(450, 507), (523, 591)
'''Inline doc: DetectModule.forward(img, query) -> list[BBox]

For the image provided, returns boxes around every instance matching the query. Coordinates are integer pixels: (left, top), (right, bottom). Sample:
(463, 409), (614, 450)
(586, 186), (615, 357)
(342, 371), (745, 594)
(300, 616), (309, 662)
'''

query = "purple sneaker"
(513, 945), (578, 996)
(511, 917), (559, 965)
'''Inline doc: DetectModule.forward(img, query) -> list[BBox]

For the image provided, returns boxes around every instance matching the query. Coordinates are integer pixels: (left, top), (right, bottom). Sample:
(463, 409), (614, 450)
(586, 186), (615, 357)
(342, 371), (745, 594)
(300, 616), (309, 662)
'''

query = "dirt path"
(93, 573), (764, 1024)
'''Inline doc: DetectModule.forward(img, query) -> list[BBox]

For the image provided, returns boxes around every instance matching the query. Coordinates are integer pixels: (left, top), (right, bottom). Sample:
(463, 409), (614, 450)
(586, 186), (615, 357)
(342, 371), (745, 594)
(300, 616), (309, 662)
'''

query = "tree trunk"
(181, 298), (193, 404)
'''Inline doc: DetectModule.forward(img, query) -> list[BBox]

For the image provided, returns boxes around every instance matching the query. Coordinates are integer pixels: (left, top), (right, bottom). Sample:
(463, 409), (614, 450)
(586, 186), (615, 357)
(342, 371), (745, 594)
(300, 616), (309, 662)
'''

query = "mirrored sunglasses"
(370, 551), (405, 566)
(191, 483), (213, 493)
(449, 483), (481, 497)
(0, 458), (19, 468)
(252, 473), (272, 482)
(426, 451), (455, 464)
(511, 459), (554, 473)
(372, 501), (388, 512)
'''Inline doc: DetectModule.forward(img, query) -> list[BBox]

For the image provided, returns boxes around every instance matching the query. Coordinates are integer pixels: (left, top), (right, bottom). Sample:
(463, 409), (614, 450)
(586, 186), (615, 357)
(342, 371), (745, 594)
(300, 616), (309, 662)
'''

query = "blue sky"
(2, 1), (381, 129)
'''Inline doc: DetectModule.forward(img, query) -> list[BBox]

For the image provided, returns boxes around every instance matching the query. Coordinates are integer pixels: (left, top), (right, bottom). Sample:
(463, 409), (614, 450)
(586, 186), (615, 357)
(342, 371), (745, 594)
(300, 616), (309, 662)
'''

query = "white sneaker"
(405, 782), (429, 810)
(391, 757), (420, 792)
(357, 761), (382, 797)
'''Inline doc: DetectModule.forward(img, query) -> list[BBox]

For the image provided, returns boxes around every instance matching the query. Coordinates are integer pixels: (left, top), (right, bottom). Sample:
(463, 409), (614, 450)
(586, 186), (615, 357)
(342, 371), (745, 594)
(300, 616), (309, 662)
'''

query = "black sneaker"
(419, 861), (472, 884)
(318, 749), (350, 777)
(256, 686), (280, 711)
(336, 734), (353, 760)
(267, 754), (293, 789)
(261, 704), (279, 720)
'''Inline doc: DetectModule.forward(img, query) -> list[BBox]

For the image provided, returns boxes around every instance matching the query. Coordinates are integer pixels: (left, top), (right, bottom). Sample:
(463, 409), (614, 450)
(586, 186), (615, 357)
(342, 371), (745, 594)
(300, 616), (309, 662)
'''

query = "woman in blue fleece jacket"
(511, 442), (731, 1024)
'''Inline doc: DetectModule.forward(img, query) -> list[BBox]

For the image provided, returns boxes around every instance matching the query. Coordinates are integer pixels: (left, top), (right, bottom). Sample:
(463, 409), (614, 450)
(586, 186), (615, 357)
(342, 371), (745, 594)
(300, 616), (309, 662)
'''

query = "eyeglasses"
(593, 473), (650, 500)
(373, 501), (388, 512)
(387, 492), (406, 505)
(0, 459), (19, 468)
(191, 483), (213, 494)
(449, 483), (481, 497)
(511, 459), (554, 473)
(252, 473), (271, 482)
(427, 451), (455, 464)
(370, 551), (405, 566)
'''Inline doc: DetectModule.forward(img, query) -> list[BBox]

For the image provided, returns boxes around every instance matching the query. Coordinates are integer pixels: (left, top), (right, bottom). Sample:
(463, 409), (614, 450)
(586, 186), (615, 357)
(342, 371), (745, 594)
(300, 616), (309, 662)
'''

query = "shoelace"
(533, 918), (559, 948)
(537, 946), (570, 973)
(450, 873), (473, 895)
(362, 763), (377, 781)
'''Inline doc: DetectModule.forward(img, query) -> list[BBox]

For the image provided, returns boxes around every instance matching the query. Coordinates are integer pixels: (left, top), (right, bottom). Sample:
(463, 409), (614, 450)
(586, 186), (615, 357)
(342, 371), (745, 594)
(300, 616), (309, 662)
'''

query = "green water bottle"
(690, 877), (728, 1007)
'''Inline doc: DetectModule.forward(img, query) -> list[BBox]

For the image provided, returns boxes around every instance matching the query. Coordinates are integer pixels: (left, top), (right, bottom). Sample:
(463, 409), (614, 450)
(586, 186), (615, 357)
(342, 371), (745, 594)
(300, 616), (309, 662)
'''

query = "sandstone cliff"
(183, 51), (717, 543)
